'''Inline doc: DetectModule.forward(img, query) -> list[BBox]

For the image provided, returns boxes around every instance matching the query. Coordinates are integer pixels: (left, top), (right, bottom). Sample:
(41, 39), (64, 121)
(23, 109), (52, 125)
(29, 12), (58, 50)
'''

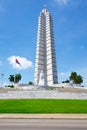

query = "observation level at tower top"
(41, 5), (49, 15)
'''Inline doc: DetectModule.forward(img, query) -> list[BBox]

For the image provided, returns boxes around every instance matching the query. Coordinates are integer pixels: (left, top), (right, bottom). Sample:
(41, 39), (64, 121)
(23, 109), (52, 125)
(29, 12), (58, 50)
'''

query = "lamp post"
(1, 73), (4, 88)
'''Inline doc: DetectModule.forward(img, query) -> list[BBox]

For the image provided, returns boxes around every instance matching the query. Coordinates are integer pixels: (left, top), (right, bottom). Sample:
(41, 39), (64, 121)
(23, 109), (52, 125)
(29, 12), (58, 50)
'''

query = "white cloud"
(55, 0), (69, 5)
(8, 56), (33, 70)
(55, 0), (83, 7)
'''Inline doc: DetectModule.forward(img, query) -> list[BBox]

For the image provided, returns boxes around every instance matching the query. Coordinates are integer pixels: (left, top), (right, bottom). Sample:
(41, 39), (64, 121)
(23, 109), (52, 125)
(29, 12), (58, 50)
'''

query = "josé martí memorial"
(0, 7), (87, 99)
(34, 7), (58, 88)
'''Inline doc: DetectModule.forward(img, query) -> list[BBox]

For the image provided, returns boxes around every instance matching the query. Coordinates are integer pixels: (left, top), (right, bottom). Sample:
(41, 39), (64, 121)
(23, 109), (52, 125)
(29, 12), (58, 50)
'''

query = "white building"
(34, 8), (58, 86)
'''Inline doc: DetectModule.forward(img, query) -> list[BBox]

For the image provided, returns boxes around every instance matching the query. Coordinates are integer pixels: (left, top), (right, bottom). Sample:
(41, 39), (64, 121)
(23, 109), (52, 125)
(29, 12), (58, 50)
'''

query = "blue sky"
(0, 0), (87, 86)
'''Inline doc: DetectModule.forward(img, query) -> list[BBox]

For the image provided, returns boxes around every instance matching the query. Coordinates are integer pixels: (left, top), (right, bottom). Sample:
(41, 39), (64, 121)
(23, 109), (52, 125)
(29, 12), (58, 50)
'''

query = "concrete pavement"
(0, 114), (87, 119)
(0, 119), (87, 130)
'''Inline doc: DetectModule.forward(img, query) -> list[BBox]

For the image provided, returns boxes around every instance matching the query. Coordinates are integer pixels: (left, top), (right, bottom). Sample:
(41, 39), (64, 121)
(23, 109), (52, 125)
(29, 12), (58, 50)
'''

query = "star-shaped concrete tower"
(34, 7), (58, 87)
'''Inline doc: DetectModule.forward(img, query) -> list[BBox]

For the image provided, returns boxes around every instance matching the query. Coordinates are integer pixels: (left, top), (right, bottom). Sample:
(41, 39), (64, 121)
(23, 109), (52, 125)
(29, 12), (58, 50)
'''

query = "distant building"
(34, 7), (58, 86)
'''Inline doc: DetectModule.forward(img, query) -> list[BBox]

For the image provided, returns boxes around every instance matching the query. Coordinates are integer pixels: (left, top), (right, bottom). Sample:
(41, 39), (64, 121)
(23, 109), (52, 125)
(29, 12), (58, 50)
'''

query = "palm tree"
(8, 75), (14, 83)
(69, 72), (77, 84)
(8, 74), (22, 84)
(15, 74), (21, 83)
(69, 72), (83, 86)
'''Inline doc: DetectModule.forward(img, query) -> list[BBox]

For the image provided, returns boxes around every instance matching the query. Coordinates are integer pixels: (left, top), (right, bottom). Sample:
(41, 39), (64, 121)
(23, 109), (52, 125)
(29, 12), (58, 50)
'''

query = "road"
(0, 119), (87, 130)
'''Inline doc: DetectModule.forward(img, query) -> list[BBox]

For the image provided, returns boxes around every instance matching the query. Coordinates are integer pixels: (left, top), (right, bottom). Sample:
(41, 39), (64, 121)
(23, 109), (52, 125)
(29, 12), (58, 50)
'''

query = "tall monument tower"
(34, 7), (58, 86)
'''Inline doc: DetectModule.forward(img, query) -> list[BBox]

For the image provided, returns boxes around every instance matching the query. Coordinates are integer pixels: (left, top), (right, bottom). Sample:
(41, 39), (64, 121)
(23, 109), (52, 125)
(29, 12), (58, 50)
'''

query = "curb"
(0, 114), (87, 119)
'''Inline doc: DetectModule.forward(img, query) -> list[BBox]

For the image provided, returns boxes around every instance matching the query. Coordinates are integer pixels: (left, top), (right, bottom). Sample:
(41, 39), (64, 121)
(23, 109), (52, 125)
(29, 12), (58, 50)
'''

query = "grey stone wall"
(0, 90), (87, 99)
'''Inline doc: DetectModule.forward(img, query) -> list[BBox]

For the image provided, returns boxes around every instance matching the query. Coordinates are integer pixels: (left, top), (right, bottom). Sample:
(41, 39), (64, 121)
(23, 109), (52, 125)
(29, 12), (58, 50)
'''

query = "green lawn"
(0, 99), (87, 113)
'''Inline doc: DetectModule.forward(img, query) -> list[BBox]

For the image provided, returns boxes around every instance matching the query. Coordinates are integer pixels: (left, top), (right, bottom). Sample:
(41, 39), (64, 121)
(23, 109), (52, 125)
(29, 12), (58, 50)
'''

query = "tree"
(15, 74), (21, 83)
(29, 81), (33, 85)
(8, 75), (14, 83)
(62, 79), (69, 83)
(75, 75), (83, 86)
(69, 72), (77, 84)
(69, 72), (83, 86)
(8, 74), (22, 84)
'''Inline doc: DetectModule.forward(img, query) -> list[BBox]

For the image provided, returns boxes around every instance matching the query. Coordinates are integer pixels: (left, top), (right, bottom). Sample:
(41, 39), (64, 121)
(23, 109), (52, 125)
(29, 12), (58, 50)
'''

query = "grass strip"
(0, 99), (87, 113)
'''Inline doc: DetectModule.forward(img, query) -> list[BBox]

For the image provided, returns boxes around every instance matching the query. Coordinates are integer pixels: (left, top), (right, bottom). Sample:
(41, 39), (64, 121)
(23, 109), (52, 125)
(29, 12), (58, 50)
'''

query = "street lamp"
(1, 73), (4, 88)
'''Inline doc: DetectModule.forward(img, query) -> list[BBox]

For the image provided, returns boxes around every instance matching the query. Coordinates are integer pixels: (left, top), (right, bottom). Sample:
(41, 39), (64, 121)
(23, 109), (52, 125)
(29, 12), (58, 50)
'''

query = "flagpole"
(14, 57), (16, 88)
(14, 57), (21, 88)
(1, 73), (4, 88)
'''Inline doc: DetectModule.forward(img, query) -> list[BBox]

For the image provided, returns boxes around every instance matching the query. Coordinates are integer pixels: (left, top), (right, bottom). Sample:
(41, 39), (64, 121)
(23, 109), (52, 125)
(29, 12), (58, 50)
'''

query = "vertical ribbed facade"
(34, 8), (58, 86)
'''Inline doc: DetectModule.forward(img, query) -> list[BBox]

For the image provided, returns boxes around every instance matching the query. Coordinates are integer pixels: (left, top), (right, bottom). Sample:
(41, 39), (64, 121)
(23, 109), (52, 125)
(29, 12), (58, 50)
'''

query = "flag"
(15, 58), (21, 66)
